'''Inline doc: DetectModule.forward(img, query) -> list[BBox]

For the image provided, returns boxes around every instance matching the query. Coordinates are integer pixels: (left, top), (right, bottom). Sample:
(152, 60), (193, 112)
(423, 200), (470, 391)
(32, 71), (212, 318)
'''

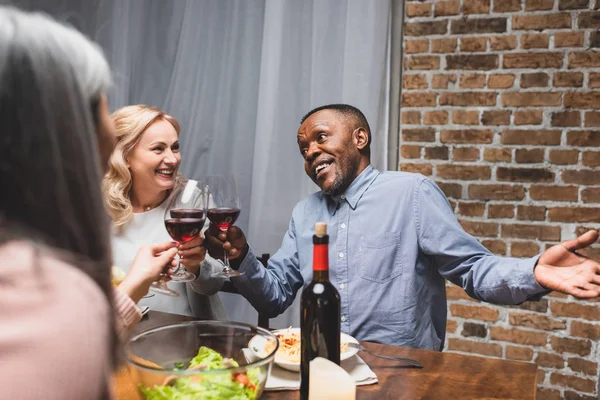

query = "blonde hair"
(103, 105), (181, 227)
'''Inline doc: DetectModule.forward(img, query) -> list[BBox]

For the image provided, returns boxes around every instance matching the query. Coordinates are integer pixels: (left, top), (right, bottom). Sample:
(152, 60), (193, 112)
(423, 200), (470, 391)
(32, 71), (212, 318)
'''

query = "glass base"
(150, 281), (179, 297)
(170, 270), (197, 283)
(212, 267), (244, 278)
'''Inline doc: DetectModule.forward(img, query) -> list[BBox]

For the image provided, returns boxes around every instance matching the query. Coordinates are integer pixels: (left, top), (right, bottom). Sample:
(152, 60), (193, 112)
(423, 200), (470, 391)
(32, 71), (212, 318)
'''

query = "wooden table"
(115, 311), (537, 400)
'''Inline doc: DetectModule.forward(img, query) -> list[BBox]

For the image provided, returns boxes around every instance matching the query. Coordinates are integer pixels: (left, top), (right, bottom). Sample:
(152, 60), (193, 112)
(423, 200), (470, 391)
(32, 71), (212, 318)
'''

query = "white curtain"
(7, 0), (393, 328)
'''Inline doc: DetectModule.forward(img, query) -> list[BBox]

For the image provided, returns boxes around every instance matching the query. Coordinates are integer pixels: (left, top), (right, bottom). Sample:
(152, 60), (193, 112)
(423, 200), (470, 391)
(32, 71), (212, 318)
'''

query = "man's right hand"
(205, 223), (249, 266)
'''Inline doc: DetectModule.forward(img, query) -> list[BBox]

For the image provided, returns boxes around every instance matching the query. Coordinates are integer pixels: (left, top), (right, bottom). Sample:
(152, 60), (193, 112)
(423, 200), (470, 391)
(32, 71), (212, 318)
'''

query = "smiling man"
(205, 103), (600, 350)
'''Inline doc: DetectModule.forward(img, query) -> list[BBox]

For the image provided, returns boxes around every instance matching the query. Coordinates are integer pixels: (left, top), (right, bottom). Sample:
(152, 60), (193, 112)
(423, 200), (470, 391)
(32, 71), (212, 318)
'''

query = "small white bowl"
(248, 328), (359, 372)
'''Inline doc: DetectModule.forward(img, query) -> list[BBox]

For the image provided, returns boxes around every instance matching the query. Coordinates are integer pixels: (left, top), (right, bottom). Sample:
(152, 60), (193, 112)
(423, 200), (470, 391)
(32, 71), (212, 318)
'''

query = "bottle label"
(313, 245), (328, 271)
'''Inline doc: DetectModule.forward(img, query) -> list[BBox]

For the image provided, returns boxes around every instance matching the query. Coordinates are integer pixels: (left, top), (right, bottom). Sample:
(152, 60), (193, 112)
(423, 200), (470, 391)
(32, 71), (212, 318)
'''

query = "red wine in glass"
(165, 216), (205, 243)
(207, 207), (240, 232)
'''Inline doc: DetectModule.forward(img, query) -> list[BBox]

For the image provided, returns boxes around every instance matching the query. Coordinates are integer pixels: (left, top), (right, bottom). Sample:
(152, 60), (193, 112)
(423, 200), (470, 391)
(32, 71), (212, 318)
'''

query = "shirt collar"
(326, 165), (379, 215)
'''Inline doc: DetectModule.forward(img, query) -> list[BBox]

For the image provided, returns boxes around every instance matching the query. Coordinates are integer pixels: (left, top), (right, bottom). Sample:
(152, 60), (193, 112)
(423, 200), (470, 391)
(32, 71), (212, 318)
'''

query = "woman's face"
(128, 118), (181, 193)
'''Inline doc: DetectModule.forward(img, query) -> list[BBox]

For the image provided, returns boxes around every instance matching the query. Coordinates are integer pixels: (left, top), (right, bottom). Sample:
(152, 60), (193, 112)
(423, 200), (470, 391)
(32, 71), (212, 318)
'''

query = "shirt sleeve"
(230, 216), (304, 317)
(113, 287), (142, 340)
(414, 177), (547, 304)
(188, 255), (225, 295)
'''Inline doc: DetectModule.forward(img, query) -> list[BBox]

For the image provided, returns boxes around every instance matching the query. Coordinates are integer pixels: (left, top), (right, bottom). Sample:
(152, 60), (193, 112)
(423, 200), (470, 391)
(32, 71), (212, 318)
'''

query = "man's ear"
(353, 127), (369, 151)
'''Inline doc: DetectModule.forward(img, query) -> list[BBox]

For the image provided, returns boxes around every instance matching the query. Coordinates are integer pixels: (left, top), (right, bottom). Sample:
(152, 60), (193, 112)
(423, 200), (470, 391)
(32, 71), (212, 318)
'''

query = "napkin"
(243, 350), (378, 391)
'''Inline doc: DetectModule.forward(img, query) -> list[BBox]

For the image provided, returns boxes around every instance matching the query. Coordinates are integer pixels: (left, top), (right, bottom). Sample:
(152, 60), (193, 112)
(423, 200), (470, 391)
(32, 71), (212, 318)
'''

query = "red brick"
(490, 326), (547, 346)
(550, 372), (595, 393)
(536, 352), (565, 368)
(469, 184), (525, 201)
(567, 130), (600, 146)
(536, 370), (546, 385)
(559, 0), (590, 10)
(494, 0), (521, 12)
(400, 163), (433, 175)
(537, 388), (561, 400)
(401, 145), (422, 159)
(483, 148), (511, 162)
(513, 13), (572, 30)
(488, 204), (514, 219)
(403, 74), (428, 89)
(555, 32), (585, 48)
(551, 111), (581, 127)
(551, 301), (600, 320)
(437, 182), (463, 198)
(514, 110), (543, 125)
(450, 304), (499, 321)
(511, 241), (540, 257)
(549, 207), (600, 222)
(502, 92), (561, 107)
(579, 11), (600, 28)
(521, 33), (549, 49)
(431, 74), (457, 89)
(402, 128), (436, 142)
(402, 92), (437, 107)
(482, 110), (510, 126)
(460, 220), (498, 236)
(515, 148), (544, 163)
(446, 283), (477, 301)
(525, 0), (554, 10)
(589, 73), (600, 88)
(567, 357), (598, 376)
(564, 391), (597, 400)
(446, 54), (498, 70)
(505, 345), (533, 361)
(452, 110), (479, 125)
(441, 92), (497, 106)
(437, 165), (491, 180)
(488, 73), (515, 89)
(582, 151), (600, 167)
(571, 321), (600, 339)
(453, 147), (480, 161)
(463, 0), (490, 14)
(424, 111), (448, 125)
(549, 150), (579, 165)
(440, 129), (493, 143)
(520, 72), (549, 88)
(553, 72), (584, 88)
(503, 52), (563, 69)
(434, 0), (460, 16)
(562, 169), (600, 185)
(447, 338), (502, 357)
(551, 336), (593, 356)
(459, 74), (486, 89)
(406, 2), (431, 17)
(568, 52), (600, 68)
(405, 39), (429, 54)
(431, 38), (458, 53)
(405, 21), (448, 36)
(489, 36), (517, 51)
(530, 185), (579, 202)
(451, 18), (507, 34)
(424, 146), (449, 160)
(446, 319), (457, 333)
(501, 130), (561, 145)
(501, 224), (561, 241)
(407, 55), (440, 71)
(517, 205), (546, 220)
(402, 110), (421, 125)
(584, 111), (600, 127)
(481, 239), (507, 255)
(498, 167), (554, 182)
(460, 37), (487, 52)
(509, 312), (566, 330)
(565, 92), (600, 108)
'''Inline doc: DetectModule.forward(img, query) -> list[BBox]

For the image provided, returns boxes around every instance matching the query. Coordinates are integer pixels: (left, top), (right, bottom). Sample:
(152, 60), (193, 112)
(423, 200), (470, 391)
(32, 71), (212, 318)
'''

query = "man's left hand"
(534, 230), (600, 299)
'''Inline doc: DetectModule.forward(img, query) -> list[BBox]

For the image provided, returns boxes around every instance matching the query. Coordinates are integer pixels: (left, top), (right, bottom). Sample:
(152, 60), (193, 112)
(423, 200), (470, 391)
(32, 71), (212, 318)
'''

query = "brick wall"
(400, 1), (600, 399)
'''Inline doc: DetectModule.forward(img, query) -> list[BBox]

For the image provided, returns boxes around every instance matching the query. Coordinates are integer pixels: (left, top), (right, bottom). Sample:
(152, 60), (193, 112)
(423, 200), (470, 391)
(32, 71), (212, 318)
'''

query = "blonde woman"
(104, 105), (226, 319)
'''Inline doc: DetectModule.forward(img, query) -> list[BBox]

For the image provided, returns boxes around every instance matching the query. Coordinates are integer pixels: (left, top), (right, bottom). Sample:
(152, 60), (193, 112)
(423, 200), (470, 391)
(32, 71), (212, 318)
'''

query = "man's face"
(297, 109), (363, 196)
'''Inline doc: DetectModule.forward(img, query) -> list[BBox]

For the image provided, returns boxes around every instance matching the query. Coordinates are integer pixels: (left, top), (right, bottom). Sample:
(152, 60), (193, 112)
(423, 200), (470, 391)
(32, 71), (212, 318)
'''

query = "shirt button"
(340, 283), (345, 290)
(340, 223), (346, 229)
(340, 195), (346, 200)
(341, 316), (347, 322)
(338, 252), (344, 258)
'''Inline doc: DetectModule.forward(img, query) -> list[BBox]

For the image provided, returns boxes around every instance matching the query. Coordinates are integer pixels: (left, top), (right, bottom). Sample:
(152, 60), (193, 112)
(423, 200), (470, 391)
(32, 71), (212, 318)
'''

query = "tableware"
(126, 321), (278, 399)
(248, 327), (359, 372)
(345, 342), (423, 368)
(138, 306), (150, 317)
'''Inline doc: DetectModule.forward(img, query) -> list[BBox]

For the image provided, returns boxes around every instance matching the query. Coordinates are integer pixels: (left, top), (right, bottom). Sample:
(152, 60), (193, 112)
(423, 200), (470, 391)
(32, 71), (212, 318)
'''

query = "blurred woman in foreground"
(0, 6), (175, 399)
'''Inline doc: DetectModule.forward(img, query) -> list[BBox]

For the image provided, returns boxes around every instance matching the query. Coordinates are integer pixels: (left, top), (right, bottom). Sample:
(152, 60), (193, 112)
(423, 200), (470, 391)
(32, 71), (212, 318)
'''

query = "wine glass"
(163, 179), (208, 283)
(206, 175), (244, 278)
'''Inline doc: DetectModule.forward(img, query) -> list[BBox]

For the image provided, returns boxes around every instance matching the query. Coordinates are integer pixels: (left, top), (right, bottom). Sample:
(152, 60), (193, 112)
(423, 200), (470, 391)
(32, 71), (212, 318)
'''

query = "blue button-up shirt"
(233, 165), (546, 350)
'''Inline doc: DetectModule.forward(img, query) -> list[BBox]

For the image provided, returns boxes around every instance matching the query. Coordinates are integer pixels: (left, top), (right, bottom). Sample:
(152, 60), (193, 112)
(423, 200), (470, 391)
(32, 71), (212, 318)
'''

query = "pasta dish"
(266, 327), (349, 363)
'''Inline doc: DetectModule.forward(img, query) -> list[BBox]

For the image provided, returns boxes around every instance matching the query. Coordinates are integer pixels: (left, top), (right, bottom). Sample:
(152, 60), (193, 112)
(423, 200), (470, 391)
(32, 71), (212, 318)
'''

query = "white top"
(111, 202), (227, 319)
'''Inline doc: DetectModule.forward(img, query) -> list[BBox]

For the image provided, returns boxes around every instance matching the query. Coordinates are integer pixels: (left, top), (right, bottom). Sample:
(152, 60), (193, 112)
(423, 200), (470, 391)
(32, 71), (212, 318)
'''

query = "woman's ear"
(353, 127), (369, 151)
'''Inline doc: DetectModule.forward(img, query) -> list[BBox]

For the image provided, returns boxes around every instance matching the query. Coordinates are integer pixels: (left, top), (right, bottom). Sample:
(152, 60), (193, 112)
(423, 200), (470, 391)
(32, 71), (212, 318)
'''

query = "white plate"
(248, 328), (359, 372)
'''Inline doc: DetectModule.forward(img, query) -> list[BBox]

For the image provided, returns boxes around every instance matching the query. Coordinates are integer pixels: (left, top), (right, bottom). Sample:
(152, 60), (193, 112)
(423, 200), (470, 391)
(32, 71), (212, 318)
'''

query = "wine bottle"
(300, 222), (341, 400)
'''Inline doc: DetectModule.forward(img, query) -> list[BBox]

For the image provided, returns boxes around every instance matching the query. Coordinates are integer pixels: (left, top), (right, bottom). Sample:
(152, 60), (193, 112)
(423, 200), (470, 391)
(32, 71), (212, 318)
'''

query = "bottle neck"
(312, 240), (329, 282)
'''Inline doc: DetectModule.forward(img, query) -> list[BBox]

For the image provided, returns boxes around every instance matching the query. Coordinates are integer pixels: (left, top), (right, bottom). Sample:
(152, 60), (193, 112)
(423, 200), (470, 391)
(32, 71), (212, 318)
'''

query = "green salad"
(140, 346), (261, 400)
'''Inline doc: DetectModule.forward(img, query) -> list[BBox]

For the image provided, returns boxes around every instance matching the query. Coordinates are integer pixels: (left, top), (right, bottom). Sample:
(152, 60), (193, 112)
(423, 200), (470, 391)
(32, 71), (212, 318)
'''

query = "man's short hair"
(300, 104), (371, 153)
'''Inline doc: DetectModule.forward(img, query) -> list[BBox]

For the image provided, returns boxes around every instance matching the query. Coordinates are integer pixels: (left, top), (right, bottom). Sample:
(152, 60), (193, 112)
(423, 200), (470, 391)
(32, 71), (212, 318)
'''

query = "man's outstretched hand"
(534, 230), (600, 299)
(204, 223), (249, 266)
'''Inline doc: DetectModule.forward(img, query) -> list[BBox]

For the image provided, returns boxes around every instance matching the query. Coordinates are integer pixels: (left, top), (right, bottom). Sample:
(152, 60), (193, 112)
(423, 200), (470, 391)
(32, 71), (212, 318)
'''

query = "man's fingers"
(563, 230), (599, 252)
(179, 236), (202, 250)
